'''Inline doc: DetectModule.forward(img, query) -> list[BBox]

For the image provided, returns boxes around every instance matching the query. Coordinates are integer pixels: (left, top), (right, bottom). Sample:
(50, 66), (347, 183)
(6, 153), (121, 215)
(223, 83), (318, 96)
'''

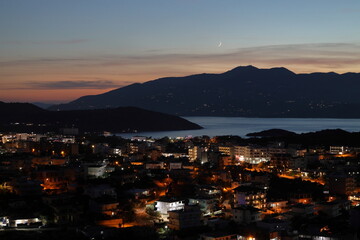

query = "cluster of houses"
(0, 132), (359, 239)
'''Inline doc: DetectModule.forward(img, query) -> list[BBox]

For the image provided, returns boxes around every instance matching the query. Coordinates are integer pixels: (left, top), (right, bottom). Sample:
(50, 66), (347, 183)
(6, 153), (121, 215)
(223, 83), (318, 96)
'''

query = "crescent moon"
(218, 41), (222, 47)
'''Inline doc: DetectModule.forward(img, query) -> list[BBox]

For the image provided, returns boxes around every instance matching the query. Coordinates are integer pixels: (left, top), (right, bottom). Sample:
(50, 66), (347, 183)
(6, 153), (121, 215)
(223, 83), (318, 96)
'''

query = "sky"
(1, 0), (360, 103)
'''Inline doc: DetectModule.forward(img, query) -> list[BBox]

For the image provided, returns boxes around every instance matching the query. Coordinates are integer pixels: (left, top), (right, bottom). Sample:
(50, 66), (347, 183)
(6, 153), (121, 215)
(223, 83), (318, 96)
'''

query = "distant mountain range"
(0, 102), (201, 133)
(32, 102), (54, 109)
(246, 129), (297, 138)
(246, 128), (360, 147)
(49, 66), (360, 118)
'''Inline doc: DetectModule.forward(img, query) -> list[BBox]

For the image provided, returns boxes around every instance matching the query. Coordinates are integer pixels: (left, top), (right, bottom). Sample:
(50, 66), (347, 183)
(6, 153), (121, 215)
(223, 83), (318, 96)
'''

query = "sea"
(116, 117), (360, 139)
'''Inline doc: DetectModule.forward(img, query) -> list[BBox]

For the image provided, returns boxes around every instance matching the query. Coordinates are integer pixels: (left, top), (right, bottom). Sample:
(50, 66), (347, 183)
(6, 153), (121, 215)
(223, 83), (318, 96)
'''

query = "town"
(0, 131), (359, 240)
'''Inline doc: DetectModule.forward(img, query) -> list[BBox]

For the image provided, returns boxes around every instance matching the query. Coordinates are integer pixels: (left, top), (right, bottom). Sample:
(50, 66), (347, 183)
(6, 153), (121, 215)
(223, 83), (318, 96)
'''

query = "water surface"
(117, 117), (360, 139)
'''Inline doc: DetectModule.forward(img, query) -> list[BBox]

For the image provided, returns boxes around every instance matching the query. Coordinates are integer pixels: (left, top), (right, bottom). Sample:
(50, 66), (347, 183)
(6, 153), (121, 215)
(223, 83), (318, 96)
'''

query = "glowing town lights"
(320, 226), (330, 232)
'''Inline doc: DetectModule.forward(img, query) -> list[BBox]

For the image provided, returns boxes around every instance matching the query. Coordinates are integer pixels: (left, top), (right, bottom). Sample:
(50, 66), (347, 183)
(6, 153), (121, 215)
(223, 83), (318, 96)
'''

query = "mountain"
(247, 128), (360, 147)
(246, 129), (296, 137)
(0, 102), (202, 133)
(32, 102), (54, 109)
(49, 66), (360, 118)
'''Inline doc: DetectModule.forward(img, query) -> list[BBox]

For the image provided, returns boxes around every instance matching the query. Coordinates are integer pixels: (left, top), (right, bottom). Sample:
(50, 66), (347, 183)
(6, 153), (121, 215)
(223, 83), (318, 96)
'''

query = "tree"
(145, 206), (161, 220)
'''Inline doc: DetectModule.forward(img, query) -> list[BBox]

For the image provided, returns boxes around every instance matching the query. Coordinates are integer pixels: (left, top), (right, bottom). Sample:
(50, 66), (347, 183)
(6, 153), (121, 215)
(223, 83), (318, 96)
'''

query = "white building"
(155, 197), (185, 215)
(188, 146), (207, 162)
(234, 145), (287, 164)
(85, 164), (107, 178)
(329, 146), (349, 154)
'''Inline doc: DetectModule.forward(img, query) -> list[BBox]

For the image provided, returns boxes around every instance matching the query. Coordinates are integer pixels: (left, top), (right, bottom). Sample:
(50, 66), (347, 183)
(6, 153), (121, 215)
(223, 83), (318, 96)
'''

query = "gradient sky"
(1, 0), (360, 103)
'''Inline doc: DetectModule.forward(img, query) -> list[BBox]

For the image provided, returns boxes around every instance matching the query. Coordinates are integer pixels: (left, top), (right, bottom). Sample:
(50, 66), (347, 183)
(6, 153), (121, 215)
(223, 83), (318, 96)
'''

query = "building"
(7, 216), (42, 228)
(288, 157), (308, 170)
(84, 184), (117, 199)
(145, 161), (164, 169)
(242, 171), (270, 187)
(89, 196), (119, 216)
(169, 161), (182, 170)
(328, 174), (356, 196)
(155, 197), (185, 215)
(168, 205), (202, 230)
(189, 196), (218, 215)
(218, 146), (234, 157)
(231, 205), (262, 224)
(291, 203), (315, 216)
(42, 194), (83, 224)
(188, 146), (200, 161)
(329, 146), (349, 154)
(234, 186), (267, 209)
(270, 153), (291, 172)
(235, 145), (288, 165)
(219, 155), (234, 168)
(34, 165), (76, 191)
(267, 201), (288, 213)
(316, 201), (341, 217)
(128, 142), (147, 154)
(147, 149), (162, 161)
(234, 145), (270, 164)
(197, 185), (221, 197)
(84, 163), (107, 178)
(257, 218), (289, 232)
(188, 146), (207, 162)
(200, 232), (238, 240)
(289, 192), (312, 204)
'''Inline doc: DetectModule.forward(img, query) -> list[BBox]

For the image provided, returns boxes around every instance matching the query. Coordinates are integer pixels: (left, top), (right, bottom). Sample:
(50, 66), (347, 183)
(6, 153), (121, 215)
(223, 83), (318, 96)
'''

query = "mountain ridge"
(49, 66), (360, 118)
(0, 102), (202, 133)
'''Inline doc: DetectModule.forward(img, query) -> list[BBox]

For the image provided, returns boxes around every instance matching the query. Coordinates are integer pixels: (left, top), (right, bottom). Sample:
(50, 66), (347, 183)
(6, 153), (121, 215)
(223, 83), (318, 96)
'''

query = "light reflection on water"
(117, 117), (360, 139)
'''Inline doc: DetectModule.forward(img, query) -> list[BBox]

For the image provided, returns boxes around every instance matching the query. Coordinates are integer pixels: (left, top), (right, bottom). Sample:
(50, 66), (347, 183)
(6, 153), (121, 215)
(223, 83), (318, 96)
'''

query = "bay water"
(117, 117), (360, 139)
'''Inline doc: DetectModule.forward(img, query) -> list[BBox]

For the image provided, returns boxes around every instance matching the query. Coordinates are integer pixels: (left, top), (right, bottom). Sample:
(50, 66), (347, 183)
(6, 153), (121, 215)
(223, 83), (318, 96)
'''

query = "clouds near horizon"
(1, 42), (360, 102)
(25, 80), (122, 90)
(1, 39), (89, 45)
(1, 42), (359, 72)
